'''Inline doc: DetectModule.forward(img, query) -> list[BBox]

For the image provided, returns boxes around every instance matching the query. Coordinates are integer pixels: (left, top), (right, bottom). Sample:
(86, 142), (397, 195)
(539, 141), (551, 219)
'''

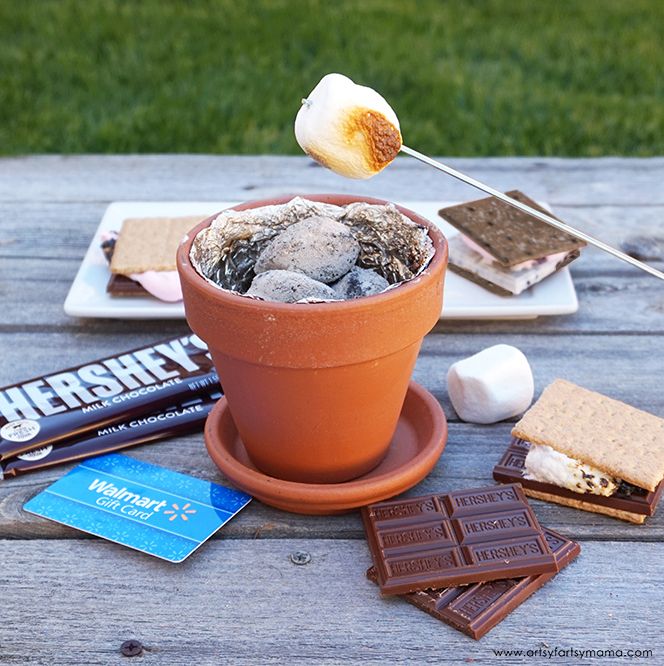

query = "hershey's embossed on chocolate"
(367, 527), (580, 640)
(362, 484), (557, 596)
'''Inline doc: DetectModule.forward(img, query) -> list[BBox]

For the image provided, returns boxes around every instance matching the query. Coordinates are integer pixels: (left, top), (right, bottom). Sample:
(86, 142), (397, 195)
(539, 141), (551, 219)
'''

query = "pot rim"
(177, 193), (448, 312)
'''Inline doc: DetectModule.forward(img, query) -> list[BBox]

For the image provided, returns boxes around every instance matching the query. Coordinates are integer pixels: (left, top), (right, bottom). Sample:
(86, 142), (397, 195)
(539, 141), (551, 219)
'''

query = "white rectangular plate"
(64, 201), (578, 320)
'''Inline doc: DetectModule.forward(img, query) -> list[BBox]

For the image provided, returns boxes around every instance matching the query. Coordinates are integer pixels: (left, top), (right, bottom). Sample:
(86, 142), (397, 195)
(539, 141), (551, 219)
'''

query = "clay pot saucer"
(205, 381), (447, 515)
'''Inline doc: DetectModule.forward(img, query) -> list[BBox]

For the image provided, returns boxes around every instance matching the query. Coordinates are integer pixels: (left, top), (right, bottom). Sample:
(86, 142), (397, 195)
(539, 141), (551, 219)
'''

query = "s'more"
(439, 191), (585, 296)
(493, 379), (664, 524)
(104, 216), (204, 301)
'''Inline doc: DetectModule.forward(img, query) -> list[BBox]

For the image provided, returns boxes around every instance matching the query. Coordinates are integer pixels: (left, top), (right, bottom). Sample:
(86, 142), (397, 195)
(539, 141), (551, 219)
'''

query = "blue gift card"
(24, 453), (251, 563)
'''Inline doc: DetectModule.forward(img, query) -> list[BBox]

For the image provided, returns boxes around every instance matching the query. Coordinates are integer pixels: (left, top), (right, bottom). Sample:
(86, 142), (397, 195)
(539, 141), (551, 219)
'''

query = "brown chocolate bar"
(367, 527), (580, 640)
(493, 438), (664, 519)
(0, 334), (217, 460)
(361, 484), (557, 596)
(107, 273), (149, 297)
(0, 391), (220, 479)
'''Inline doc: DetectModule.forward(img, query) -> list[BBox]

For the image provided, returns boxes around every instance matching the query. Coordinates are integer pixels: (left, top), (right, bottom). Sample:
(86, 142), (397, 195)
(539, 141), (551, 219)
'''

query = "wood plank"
(2, 157), (661, 656)
(1, 156), (664, 205)
(1, 332), (661, 415)
(0, 538), (660, 664)
(2, 423), (662, 542)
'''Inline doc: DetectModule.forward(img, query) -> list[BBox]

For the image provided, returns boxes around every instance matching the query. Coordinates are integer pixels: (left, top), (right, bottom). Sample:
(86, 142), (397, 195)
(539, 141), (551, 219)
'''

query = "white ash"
(524, 443), (620, 496)
(255, 216), (360, 283)
(332, 267), (390, 299)
(189, 197), (435, 300)
(246, 270), (337, 304)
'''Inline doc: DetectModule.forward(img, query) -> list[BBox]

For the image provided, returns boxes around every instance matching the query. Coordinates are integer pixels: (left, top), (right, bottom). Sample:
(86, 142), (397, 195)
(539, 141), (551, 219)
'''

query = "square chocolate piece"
(367, 527), (580, 640)
(361, 483), (557, 596)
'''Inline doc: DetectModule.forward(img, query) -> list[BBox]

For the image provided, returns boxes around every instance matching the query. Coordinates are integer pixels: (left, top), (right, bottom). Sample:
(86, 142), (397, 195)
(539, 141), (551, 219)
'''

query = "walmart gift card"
(24, 453), (251, 563)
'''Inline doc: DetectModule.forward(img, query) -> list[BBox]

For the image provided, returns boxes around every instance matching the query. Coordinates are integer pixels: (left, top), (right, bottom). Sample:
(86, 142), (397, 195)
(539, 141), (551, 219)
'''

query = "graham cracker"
(512, 379), (664, 492)
(523, 488), (647, 525)
(439, 190), (585, 268)
(110, 216), (204, 275)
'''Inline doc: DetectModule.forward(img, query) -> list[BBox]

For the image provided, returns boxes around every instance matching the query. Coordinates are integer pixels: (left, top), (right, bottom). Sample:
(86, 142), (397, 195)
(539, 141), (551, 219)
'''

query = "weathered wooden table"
(1, 156), (663, 665)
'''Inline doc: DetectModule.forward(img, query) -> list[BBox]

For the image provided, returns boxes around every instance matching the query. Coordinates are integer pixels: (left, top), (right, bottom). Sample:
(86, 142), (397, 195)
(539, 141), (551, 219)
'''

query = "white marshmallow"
(294, 73), (402, 179)
(446, 345), (534, 424)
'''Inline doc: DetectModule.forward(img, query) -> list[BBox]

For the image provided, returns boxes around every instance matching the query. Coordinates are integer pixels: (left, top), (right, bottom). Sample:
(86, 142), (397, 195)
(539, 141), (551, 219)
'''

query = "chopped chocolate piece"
(367, 527), (580, 640)
(100, 235), (117, 263)
(361, 483), (557, 596)
(106, 273), (149, 297)
(618, 480), (648, 497)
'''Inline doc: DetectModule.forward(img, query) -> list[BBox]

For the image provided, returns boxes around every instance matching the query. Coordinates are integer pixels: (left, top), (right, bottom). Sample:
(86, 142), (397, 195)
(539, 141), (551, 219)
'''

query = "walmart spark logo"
(163, 502), (197, 522)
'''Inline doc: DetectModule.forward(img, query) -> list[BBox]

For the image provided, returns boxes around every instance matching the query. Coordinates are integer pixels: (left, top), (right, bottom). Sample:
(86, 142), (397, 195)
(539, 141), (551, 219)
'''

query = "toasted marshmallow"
(295, 73), (402, 179)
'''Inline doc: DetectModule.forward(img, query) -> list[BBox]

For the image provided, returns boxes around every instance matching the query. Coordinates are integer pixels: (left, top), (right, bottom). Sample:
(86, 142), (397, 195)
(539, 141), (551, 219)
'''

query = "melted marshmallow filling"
(129, 271), (183, 302)
(460, 235), (568, 272)
(524, 442), (620, 496)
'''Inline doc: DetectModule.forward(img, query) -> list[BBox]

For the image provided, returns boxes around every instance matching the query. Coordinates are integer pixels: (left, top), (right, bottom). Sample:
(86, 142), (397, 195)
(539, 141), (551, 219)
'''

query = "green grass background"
(1, 0), (662, 156)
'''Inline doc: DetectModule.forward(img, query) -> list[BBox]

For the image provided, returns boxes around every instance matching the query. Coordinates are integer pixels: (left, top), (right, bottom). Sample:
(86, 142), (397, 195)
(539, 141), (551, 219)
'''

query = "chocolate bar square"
(367, 527), (580, 639)
(362, 483), (557, 596)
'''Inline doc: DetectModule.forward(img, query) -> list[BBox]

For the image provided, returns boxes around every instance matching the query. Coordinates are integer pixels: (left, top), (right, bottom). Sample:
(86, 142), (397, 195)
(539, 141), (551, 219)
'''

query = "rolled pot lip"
(177, 193), (448, 312)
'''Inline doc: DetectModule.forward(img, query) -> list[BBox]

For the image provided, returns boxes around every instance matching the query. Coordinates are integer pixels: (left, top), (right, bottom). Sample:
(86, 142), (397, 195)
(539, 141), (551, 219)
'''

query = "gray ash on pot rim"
(189, 197), (436, 300)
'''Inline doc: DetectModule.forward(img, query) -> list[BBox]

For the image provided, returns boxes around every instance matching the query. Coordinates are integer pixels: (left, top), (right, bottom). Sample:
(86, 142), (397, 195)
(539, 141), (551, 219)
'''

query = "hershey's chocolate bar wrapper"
(1, 391), (221, 479)
(0, 334), (218, 460)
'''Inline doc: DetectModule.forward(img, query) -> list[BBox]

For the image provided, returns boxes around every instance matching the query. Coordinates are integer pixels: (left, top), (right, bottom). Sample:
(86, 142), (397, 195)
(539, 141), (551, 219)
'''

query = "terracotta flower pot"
(177, 194), (448, 484)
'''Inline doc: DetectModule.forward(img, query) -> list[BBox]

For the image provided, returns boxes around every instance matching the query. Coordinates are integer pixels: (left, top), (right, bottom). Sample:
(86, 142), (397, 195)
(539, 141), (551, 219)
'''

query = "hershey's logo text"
(372, 499), (437, 521)
(451, 580), (516, 620)
(389, 551), (456, 576)
(473, 541), (542, 562)
(462, 512), (529, 535)
(0, 335), (208, 422)
(452, 488), (517, 509)
(381, 524), (447, 548)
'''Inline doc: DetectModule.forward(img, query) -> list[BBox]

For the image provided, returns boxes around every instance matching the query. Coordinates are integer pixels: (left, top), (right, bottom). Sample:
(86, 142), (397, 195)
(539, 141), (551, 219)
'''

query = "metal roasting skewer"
(400, 145), (664, 282)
